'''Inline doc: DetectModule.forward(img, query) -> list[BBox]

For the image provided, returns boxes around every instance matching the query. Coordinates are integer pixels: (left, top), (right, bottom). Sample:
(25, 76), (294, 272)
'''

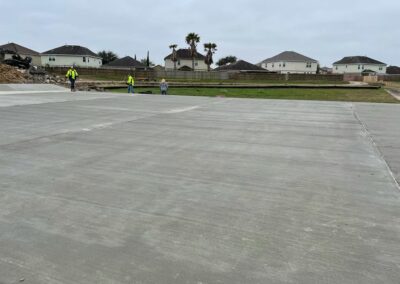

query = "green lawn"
(78, 74), (346, 85)
(109, 87), (398, 103)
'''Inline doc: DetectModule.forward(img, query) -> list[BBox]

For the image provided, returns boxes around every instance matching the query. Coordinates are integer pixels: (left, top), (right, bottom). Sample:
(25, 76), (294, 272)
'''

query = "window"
(272, 63), (275, 68)
(279, 64), (281, 67)
(195, 61), (198, 66)
(177, 60), (181, 65)
(362, 65), (365, 69)
(306, 62), (312, 68)
(346, 65), (348, 68)
(48, 57), (55, 61)
(379, 67), (383, 70)
(335, 66), (338, 70)
(83, 57), (86, 62)
(358, 65), (361, 70)
(283, 62), (286, 67)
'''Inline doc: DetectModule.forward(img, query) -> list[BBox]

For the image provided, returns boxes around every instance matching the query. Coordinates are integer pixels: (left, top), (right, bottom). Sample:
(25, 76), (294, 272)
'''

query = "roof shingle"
(333, 56), (385, 65)
(165, 49), (205, 60)
(259, 51), (318, 64)
(387, 66), (400, 74)
(0, 42), (40, 56)
(215, 60), (264, 71)
(43, 45), (99, 57)
(103, 56), (146, 68)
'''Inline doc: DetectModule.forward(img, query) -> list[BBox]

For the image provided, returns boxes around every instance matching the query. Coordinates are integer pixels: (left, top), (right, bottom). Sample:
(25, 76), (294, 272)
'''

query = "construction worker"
(66, 66), (79, 92)
(127, 73), (135, 94)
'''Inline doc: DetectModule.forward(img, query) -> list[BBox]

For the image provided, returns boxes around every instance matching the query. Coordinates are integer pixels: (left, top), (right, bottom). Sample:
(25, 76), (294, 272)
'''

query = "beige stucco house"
(164, 49), (207, 71)
(258, 51), (318, 74)
(332, 56), (387, 74)
(41, 45), (102, 68)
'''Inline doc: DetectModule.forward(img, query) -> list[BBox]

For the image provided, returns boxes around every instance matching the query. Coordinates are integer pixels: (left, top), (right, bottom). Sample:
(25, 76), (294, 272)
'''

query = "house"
(332, 56), (386, 74)
(152, 65), (165, 71)
(258, 51), (318, 74)
(102, 56), (146, 70)
(41, 45), (102, 68)
(0, 42), (41, 66)
(164, 49), (207, 71)
(214, 60), (265, 71)
(320, 67), (333, 74)
(386, 66), (400, 74)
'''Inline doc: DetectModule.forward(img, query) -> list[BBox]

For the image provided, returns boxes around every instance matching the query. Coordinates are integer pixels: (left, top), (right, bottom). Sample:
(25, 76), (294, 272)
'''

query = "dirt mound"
(0, 64), (27, 83)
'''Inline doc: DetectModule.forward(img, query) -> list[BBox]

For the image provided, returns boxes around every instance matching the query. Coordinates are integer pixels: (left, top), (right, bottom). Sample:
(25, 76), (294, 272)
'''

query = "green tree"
(185, 33), (201, 70)
(140, 58), (155, 67)
(216, 56), (237, 67)
(97, 50), (119, 65)
(204, 43), (217, 71)
(169, 44), (178, 71)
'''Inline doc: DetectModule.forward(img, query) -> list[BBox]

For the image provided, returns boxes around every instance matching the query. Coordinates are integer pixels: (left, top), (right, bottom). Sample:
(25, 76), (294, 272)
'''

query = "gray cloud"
(1, 0), (399, 66)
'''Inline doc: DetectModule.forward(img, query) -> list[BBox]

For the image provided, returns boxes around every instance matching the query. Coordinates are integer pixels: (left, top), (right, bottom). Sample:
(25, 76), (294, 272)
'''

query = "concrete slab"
(354, 103), (400, 183)
(0, 86), (400, 283)
(0, 83), (67, 92)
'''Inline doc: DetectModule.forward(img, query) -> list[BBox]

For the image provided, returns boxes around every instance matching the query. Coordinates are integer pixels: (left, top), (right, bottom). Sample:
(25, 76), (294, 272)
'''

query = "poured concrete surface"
(0, 85), (400, 284)
(354, 103), (400, 183)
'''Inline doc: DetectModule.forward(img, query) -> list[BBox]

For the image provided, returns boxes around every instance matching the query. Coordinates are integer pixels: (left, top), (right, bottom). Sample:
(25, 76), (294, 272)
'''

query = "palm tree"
(185, 33), (200, 70)
(169, 44), (178, 71)
(204, 43), (217, 71)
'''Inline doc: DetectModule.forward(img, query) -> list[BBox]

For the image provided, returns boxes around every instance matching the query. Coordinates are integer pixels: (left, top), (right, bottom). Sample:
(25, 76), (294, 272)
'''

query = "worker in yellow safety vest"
(127, 74), (135, 94)
(65, 66), (79, 92)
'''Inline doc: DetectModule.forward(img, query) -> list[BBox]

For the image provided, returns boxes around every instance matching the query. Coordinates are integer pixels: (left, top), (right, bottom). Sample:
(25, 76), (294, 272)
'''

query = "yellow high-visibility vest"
(127, 75), (135, 85)
(66, 69), (78, 80)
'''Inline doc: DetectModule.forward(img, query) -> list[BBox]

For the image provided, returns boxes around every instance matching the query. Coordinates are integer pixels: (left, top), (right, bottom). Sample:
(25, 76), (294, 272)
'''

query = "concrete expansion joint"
(351, 103), (400, 192)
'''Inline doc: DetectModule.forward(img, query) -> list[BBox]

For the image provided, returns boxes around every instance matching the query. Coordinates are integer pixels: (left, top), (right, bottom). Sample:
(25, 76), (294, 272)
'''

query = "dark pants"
(69, 78), (76, 91)
(128, 85), (134, 94)
(161, 90), (167, 95)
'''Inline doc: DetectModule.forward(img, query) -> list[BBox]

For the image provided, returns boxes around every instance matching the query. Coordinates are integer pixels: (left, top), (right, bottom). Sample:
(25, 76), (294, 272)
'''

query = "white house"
(41, 45), (102, 68)
(0, 42), (42, 66)
(258, 51), (318, 74)
(164, 49), (207, 71)
(332, 56), (387, 74)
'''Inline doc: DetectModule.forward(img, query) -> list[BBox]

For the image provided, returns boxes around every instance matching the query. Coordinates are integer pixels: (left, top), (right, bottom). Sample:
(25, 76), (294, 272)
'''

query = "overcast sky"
(1, 0), (399, 66)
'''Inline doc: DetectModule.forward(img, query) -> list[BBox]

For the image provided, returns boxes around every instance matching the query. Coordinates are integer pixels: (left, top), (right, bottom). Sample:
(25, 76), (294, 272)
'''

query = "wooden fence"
(46, 67), (344, 82)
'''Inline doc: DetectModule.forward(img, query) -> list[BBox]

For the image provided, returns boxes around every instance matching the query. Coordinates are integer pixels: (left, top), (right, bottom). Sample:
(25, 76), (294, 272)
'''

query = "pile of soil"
(0, 64), (27, 83)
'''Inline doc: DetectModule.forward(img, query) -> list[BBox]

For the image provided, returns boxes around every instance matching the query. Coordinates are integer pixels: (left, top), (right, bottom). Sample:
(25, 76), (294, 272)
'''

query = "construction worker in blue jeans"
(127, 74), (135, 94)
(66, 66), (79, 92)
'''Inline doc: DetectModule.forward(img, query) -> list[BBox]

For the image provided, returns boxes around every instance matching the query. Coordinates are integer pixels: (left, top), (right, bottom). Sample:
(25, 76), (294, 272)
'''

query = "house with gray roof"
(102, 56), (146, 70)
(41, 45), (102, 68)
(214, 60), (264, 71)
(332, 56), (386, 74)
(0, 42), (41, 66)
(258, 51), (319, 74)
(164, 49), (207, 71)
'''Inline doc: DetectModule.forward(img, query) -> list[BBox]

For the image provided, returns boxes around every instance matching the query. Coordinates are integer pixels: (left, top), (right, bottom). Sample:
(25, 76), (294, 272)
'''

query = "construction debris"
(0, 64), (66, 84)
(0, 64), (27, 83)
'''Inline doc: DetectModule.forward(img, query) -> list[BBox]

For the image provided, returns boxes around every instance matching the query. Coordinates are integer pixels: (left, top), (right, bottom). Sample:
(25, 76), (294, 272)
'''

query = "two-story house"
(258, 51), (318, 74)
